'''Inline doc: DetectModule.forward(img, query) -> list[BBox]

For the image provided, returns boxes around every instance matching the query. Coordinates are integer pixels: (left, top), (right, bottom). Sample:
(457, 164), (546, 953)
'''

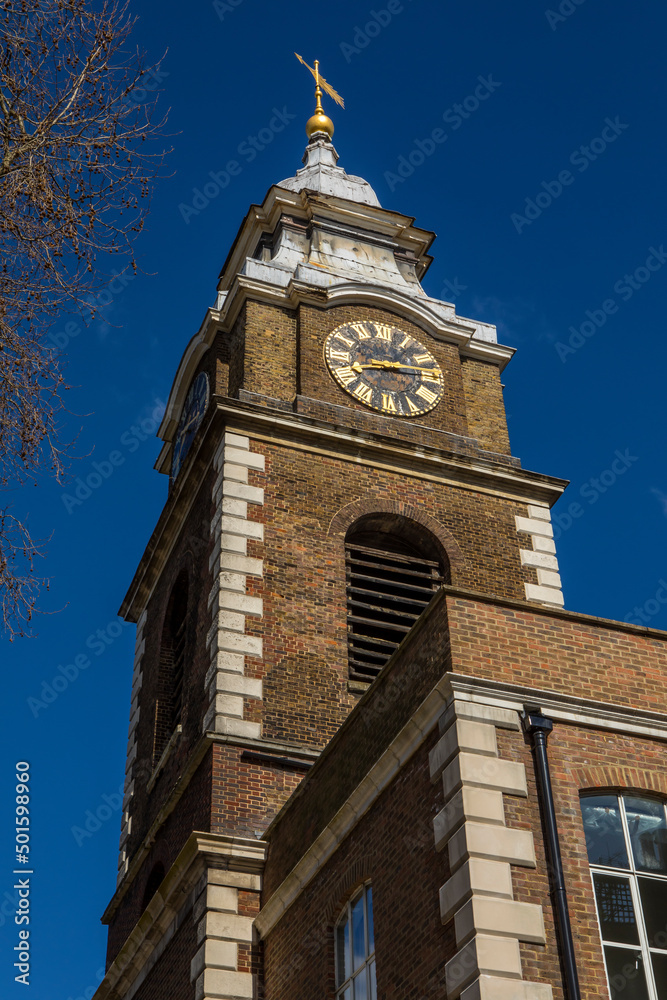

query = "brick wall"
(124, 468), (216, 860)
(263, 724), (454, 1000)
(132, 913), (197, 1000)
(446, 593), (667, 709)
(261, 591), (667, 1000)
(461, 357), (511, 455)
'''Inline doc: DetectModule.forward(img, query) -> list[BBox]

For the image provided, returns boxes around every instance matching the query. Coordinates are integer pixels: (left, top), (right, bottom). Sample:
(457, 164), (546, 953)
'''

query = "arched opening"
(141, 861), (165, 911)
(345, 514), (449, 682)
(153, 572), (189, 767)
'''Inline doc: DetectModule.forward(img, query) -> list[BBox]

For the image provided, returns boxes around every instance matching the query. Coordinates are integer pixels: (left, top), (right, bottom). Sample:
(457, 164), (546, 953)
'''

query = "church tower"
(93, 72), (578, 1000)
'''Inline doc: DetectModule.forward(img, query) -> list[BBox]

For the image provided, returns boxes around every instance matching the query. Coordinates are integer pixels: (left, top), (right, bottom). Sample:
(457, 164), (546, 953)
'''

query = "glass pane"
(341, 989), (351, 1000)
(581, 795), (629, 869)
(593, 873), (639, 945)
(353, 969), (368, 1000)
(638, 876), (667, 949)
(337, 916), (351, 984)
(604, 947), (649, 1000)
(651, 952), (667, 998)
(367, 888), (375, 954)
(352, 893), (366, 971)
(369, 960), (377, 1000)
(625, 797), (667, 875)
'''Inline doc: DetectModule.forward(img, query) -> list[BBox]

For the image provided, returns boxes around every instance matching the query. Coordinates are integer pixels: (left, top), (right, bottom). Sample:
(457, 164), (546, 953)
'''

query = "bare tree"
(0, 0), (167, 637)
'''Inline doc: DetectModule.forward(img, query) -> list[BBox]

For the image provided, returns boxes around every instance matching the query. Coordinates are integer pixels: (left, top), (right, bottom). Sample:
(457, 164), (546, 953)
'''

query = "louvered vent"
(153, 573), (188, 767)
(346, 541), (444, 682)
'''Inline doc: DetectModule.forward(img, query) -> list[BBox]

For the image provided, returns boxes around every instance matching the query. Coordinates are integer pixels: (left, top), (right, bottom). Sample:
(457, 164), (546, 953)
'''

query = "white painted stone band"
(435, 698), (551, 1000)
(191, 872), (258, 1000)
(516, 505), (564, 609)
(205, 431), (264, 741)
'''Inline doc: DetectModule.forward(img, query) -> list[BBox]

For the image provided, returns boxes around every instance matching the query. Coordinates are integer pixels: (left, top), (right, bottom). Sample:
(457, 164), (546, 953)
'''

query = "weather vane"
(295, 53), (344, 140)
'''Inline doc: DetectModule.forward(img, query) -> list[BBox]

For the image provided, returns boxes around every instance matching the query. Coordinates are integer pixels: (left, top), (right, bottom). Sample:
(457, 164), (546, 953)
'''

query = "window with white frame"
(581, 793), (667, 999)
(335, 883), (376, 999)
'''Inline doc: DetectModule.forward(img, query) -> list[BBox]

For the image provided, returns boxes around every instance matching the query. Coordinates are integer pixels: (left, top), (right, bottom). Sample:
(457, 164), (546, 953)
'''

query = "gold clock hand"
(351, 360), (439, 375)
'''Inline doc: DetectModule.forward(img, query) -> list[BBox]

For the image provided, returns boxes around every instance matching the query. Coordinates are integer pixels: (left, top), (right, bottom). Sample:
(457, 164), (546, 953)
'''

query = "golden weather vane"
(294, 53), (344, 140)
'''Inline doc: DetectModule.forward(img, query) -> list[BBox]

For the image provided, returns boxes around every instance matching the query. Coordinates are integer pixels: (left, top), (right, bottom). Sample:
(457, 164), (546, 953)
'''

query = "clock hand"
(351, 361), (440, 375)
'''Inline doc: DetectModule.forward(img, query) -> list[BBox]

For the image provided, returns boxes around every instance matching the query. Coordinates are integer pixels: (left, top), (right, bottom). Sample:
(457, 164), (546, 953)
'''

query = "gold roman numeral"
(353, 383), (373, 404)
(398, 335), (412, 349)
(404, 396), (420, 415)
(375, 324), (393, 341)
(335, 333), (354, 348)
(415, 384), (438, 404)
(335, 366), (357, 386)
(329, 349), (350, 363)
(414, 352), (430, 363)
(381, 393), (397, 413)
(350, 322), (371, 340)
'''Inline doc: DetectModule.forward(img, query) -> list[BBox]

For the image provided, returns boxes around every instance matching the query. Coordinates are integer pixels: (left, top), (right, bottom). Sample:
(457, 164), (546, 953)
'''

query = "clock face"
(324, 321), (444, 417)
(171, 372), (210, 480)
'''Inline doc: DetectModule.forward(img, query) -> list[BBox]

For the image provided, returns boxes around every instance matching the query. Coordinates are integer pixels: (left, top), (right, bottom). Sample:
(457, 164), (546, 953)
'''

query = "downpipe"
(522, 708), (581, 1000)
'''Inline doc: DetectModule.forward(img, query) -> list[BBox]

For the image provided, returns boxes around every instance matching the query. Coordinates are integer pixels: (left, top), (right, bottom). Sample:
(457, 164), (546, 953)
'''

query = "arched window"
(345, 515), (448, 682)
(580, 793), (667, 999)
(141, 861), (165, 911)
(153, 573), (189, 767)
(335, 883), (376, 999)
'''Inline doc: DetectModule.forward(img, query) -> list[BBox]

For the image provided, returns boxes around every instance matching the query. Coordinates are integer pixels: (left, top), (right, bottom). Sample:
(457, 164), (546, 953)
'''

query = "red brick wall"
(446, 593), (667, 710)
(498, 722), (667, 999)
(106, 749), (212, 964)
(461, 357), (511, 455)
(131, 914), (197, 1000)
(263, 724), (454, 1000)
(210, 744), (304, 840)
(124, 468), (216, 862)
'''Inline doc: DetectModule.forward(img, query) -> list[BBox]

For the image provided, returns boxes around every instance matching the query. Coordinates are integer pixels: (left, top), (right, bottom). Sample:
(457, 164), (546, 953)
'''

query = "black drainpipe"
(522, 707), (581, 1000)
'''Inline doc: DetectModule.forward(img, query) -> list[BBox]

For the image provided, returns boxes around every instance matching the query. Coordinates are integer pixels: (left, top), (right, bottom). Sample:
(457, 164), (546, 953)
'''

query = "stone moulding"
(93, 833), (266, 1000)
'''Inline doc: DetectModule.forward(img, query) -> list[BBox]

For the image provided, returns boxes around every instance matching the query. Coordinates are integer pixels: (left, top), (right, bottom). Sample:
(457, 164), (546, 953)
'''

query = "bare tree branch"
(0, 0), (168, 638)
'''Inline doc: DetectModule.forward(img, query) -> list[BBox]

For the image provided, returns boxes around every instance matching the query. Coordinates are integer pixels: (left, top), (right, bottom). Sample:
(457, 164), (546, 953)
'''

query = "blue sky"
(2, 1), (667, 996)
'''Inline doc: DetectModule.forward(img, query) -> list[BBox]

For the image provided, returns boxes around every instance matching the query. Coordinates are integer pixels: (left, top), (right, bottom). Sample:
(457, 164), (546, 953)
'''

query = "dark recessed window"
(141, 862), (165, 911)
(345, 517), (447, 682)
(153, 573), (188, 768)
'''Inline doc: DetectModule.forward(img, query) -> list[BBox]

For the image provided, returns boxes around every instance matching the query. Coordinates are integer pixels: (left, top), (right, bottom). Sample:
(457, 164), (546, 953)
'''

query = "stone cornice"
(444, 672), (667, 742)
(216, 184), (436, 293)
(93, 832), (266, 1000)
(121, 400), (567, 622)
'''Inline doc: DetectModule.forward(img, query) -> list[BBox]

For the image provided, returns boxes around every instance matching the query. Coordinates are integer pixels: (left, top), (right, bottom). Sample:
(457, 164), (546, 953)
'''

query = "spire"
(281, 55), (379, 206)
(294, 53), (343, 140)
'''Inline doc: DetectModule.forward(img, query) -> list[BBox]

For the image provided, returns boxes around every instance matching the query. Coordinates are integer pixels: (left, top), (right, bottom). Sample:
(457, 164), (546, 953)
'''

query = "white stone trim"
(93, 833), (265, 1000)
(205, 432), (264, 739)
(434, 695), (552, 1000)
(191, 870), (258, 1000)
(516, 505), (564, 608)
(117, 609), (147, 886)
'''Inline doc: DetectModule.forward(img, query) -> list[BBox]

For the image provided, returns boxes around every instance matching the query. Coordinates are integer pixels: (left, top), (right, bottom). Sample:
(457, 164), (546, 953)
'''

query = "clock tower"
(94, 96), (569, 1000)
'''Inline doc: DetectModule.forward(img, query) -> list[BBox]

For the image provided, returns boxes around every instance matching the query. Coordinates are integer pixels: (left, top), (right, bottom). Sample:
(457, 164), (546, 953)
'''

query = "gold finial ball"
(306, 111), (334, 140)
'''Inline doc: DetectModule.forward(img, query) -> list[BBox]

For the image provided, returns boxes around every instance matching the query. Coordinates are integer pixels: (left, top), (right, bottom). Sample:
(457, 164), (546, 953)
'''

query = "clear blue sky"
(2, 1), (667, 996)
